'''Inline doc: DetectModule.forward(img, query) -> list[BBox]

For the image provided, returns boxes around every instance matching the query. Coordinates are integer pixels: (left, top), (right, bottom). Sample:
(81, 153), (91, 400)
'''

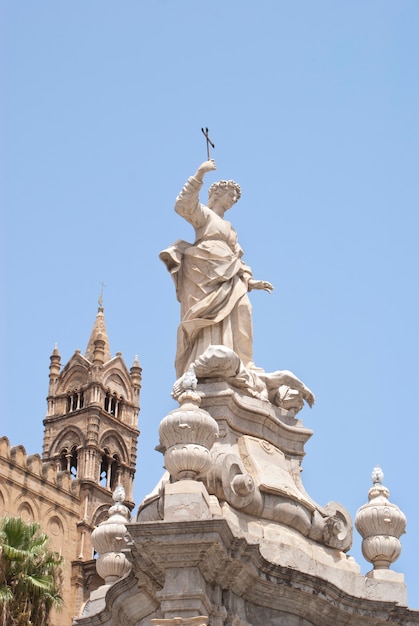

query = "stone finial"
(49, 344), (61, 379)
(158, 367), (218, 481)
(130, 355), (142, 386)
(91, 484), (132, 584)
(355, 467), (406, 570)
(371, 465), (384, 485)
(111, 484), (128, 512)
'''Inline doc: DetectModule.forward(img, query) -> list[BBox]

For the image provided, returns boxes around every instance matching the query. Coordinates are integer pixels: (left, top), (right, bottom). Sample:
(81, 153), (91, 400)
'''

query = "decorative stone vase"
(94, 550), (132, 582)
(91, 485), (132, 583)
(355, 467), (406, 569)
(158, 369), (218, 481)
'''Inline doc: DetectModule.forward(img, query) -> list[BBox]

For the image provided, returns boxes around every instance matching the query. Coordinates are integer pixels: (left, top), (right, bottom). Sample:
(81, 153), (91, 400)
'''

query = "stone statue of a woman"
(160, 160), (273, 378)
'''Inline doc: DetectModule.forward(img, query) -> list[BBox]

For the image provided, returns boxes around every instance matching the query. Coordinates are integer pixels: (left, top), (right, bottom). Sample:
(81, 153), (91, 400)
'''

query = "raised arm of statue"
(175, 161), (217, 226)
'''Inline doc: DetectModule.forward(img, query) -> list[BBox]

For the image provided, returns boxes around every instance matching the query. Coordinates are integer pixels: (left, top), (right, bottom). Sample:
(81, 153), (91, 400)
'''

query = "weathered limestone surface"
(77, 516), (419, 626)
(0, 436), (85, 624)
(77, 381), (419, 625)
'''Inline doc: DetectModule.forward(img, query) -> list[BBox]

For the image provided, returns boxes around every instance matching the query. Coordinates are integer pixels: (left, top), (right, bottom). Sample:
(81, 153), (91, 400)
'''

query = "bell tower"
(42, 305), (141, 529)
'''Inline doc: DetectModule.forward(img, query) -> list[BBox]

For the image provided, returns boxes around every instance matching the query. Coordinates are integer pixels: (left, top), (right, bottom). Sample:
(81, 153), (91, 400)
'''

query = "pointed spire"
(48, 344), (61, 398)
(85, 306), (111, 363)
(49, 343), (61, 379)
(129, 354), (142, 390)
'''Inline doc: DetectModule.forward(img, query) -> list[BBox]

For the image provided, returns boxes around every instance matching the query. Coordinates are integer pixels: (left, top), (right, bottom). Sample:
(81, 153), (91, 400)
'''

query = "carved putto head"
(208, 180), (241, 203)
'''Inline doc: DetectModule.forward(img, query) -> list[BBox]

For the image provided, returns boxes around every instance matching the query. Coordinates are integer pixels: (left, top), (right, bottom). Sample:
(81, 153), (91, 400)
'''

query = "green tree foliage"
(0, 516), (63, 626)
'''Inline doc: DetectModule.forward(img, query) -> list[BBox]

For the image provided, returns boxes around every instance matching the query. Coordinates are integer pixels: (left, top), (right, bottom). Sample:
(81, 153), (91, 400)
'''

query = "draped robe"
(160, 175), (255, 378)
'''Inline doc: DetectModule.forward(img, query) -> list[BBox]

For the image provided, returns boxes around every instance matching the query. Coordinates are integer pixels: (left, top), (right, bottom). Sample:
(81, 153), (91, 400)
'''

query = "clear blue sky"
(2, 0), (418, 608)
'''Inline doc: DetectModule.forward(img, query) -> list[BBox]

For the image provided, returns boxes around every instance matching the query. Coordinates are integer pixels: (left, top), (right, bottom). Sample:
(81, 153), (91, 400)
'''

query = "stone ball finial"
(355, 467), (406, 570)
(371, 465), (384, 484)
(112, 483), (125, 504)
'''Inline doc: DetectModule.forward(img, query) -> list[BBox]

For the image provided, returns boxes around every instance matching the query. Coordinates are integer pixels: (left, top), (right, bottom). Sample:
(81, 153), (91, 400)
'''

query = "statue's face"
(226, 188), (238, 207)
(213, 188), (238, 212)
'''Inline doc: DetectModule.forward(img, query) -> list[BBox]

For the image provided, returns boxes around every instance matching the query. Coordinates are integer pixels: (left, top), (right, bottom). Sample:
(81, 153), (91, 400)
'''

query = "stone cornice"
(125, 519), (419, 626)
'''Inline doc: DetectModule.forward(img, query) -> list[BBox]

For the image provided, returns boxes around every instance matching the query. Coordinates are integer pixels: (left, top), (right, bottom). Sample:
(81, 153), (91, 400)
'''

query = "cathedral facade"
(0, 306), (141, 624)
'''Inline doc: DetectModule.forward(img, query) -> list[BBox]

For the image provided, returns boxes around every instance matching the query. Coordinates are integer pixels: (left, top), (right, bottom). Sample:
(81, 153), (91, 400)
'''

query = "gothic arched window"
(110, 454), (120, 490)
(66, 390), (84, 413)
(99, 449), (120, 490)
(59, 448), (68, 472)
(59, 445), (78, 479)
(104, 392), (122, 418)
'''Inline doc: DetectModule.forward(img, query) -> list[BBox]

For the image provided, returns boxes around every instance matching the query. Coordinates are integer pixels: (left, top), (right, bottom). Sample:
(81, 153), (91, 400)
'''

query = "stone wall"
(0, 436), (89, 624)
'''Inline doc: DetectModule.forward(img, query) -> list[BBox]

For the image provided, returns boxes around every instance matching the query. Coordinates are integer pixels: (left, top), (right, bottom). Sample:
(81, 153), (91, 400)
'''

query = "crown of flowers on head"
(208, 179), (241, 200)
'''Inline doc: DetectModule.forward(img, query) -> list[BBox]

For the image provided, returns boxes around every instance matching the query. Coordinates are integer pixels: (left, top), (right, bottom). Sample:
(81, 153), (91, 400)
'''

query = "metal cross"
(98, 281), (105, 308)
(201, 127), (215, 160)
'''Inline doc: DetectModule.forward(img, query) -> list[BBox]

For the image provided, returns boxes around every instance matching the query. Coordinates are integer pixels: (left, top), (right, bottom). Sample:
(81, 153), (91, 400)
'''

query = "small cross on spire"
(98, 281), (105, 308)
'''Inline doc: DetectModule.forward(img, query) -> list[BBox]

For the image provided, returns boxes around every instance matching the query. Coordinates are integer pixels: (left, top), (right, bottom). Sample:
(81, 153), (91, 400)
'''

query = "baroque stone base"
(75, 518), (417, 626)
(76, 383), (417, 625)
